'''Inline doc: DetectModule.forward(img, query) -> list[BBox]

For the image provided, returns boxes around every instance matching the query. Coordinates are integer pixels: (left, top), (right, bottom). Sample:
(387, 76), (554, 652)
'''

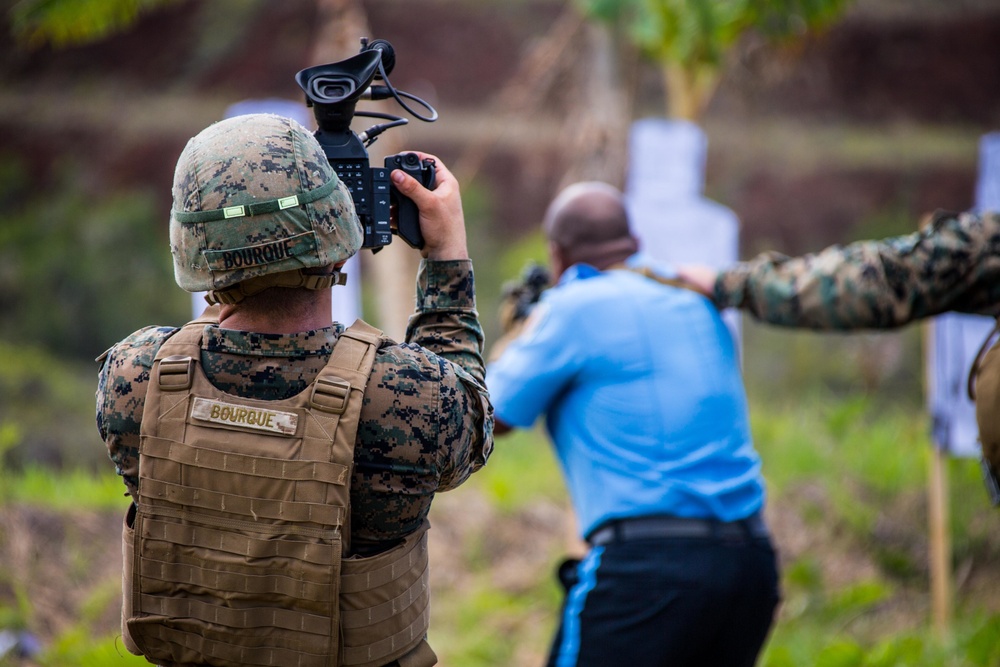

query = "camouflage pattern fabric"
(715, 211), (1000, 329)
(170, 113), (363, 293)
(96, 260), (494, 556)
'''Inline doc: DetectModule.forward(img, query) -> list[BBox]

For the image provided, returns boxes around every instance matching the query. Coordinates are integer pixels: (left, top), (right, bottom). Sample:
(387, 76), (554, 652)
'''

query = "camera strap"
(609, 263), (701, 294)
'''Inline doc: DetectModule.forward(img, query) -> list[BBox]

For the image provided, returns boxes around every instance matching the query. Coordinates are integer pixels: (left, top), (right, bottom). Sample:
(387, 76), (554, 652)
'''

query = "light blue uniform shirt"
(488, 260), (765, 538)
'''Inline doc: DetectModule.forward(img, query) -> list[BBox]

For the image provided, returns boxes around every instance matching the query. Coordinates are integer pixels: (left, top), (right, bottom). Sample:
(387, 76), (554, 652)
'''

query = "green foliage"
(762, 612), (1000, 667)
(5, 466), (129, 511)
(36, 632), (149, 666)
(0, 581), (30, 633)
(431, 581), (557, 667)
(34, 577), (147, 666)
(497, 229), (548, 287)
(477, 426), (565, 513)
(0, 339), (108, 470)
(742, 323), (925, 410)
(462, 181), (540, 347)
(966, 614), (1000, 666)
(576, 0), (852, 69)
(751, 391), (1000, 665)
(0, 423), (20, 502)
(0, 156), (189, 361)
(827, 580), (892, 616)
(581, 0), (747, 69)
(9, 0), (177, 48)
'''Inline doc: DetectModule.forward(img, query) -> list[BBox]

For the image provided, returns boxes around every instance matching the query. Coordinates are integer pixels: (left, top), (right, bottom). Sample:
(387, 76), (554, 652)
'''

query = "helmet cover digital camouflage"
(169, 113), (362, 292)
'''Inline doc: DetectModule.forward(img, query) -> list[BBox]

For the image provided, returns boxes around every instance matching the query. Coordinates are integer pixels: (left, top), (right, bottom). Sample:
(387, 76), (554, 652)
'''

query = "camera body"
(311, 127), (433, 250)
(296, 41), (437, 251)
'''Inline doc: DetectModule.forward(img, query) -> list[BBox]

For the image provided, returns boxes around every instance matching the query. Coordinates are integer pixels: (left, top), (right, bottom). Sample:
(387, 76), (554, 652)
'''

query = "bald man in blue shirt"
(488, 182), (780, 667)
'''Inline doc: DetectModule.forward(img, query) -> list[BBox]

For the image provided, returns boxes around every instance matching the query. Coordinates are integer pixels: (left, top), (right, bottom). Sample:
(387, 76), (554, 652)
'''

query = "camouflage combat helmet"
(169, 113), (362, 304)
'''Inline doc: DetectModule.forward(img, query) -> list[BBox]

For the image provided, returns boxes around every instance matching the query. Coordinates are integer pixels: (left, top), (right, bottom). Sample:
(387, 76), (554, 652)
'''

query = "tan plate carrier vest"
(969, 318), (1000, 501)
(121, 310), (436, 667)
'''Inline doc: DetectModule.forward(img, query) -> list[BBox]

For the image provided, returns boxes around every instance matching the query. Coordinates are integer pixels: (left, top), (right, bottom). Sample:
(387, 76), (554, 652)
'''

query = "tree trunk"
(664, 62), (721, 122)
(558, 20), (633, 189)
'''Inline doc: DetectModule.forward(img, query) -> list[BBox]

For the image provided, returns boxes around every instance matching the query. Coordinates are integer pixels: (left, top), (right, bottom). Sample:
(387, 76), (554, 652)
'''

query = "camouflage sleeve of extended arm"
(406, 259), (494, 489)
(714, 211), (1000, 329)
(95, 325), (178, 502)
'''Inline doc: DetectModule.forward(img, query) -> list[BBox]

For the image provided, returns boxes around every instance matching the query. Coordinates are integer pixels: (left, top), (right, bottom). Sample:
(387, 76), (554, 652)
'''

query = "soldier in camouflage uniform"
(96, 113), (493, 666)
(676, 210), (1000, 500)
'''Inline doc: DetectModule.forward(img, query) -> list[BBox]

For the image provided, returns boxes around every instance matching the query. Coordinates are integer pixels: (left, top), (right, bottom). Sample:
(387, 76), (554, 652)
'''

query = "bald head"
(543, 182), (638, 271)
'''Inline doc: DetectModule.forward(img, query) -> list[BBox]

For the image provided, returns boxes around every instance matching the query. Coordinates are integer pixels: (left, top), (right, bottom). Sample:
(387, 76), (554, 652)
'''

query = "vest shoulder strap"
(152, 304), (220, 364)
(327, 319), (386, 371)
(309, 319), (386, 553)
(968, 316), (1000, 401)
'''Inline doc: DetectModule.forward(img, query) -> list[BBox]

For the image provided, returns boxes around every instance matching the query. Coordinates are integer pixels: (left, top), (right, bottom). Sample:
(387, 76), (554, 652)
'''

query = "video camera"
(296, 38), (438, 251)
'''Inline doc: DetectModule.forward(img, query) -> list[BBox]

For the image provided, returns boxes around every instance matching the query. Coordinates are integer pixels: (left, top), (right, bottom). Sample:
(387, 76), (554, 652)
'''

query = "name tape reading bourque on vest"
(191, 397), (298, 435)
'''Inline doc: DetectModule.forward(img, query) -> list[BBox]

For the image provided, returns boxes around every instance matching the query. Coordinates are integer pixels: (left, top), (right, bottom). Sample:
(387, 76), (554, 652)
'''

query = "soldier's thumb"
(391, 169), (425, 204)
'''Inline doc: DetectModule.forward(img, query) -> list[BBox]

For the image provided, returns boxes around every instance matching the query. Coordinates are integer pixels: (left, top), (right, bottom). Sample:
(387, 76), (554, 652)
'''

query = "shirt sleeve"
(487, 295), (584, 429)
(405, 259), (494, 490)
(96, 325), (178, 502)
(714, 211), (1000, 329)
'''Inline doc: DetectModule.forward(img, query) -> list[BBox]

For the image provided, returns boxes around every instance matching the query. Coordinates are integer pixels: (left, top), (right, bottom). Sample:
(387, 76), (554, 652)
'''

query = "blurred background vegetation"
(1, 0), (999, 665)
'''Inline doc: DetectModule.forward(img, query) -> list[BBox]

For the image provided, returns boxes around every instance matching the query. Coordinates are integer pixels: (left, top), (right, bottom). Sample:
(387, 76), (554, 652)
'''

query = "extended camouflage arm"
(405, 258), (494, 491)
(406, 259), (486, 385)
(714, 211), (1000, 329)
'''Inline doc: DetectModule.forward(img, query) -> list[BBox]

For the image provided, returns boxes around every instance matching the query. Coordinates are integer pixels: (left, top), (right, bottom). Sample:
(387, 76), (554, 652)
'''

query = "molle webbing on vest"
(339, 522), (431, 667)
(123, 309), (438, 667)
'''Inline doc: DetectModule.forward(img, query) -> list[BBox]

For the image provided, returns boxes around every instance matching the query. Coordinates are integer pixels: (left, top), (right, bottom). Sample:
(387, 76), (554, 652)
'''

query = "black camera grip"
(385, 153), (435, 249)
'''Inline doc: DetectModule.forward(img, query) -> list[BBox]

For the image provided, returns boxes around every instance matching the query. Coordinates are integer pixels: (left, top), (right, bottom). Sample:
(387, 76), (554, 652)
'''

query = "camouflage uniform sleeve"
(95, 325), (177, 502)
(714, 211), (1000, 329)
(406, 259), (494, 489)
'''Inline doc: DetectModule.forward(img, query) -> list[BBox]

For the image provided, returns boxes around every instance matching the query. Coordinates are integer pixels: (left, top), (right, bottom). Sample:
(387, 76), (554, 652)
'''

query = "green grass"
(30, 577), (149, 667)
(749, 391), (1000, 666)
(430, 579), (561, 667)
(475, 425), (566, 513)
(2, 465), (130, 511)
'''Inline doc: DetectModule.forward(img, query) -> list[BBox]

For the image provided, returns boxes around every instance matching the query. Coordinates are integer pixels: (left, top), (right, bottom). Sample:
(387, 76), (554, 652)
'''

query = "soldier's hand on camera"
(391, 152), (468, 261)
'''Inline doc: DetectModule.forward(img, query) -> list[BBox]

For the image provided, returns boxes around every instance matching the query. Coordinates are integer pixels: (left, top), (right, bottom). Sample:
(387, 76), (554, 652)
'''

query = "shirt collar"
(202, 324), (344, 357)
(558, 263), (602, 285)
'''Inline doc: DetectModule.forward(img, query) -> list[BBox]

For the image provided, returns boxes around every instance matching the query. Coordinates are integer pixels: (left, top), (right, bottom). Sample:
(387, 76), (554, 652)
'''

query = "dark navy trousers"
(546, 532), (781, 667)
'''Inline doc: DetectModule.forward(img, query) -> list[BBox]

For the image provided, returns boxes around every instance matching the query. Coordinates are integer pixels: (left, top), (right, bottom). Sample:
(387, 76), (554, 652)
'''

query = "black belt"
(587, 513), (769, 546)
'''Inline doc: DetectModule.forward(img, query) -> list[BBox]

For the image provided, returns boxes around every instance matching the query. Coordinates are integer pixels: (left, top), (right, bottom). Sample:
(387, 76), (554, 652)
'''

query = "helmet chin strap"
(205, 269), (348, 305)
